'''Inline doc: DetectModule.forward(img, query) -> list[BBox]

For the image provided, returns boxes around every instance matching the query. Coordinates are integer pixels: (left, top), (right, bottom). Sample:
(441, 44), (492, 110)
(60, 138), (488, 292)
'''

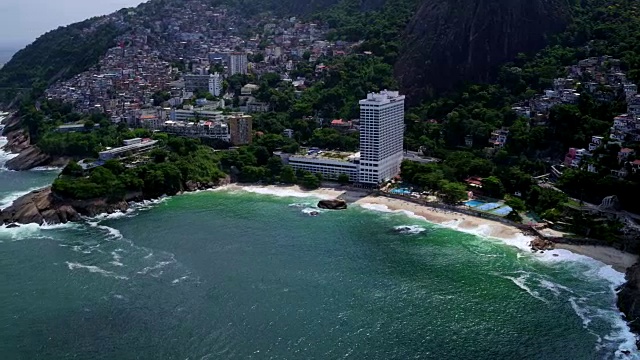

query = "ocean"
(0, 117), (638, 359)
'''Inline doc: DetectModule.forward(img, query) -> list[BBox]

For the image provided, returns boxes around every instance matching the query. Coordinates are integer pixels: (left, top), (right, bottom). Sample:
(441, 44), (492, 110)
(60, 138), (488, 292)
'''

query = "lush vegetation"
(0, 19), (123, 102)
(52, 137), (226, 200)
(17, 99), (153, 158)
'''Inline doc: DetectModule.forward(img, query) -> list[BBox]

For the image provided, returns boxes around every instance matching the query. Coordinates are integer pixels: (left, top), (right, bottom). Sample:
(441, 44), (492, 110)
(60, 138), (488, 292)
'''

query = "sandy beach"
(220, 184), (638, 272)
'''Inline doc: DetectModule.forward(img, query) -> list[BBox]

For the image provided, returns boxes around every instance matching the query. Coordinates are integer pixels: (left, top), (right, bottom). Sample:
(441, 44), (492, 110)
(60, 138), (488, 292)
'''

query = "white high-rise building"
(358, 90), (405, 184)
(229, 52), (248, 75)
(208, 72), (222, 97)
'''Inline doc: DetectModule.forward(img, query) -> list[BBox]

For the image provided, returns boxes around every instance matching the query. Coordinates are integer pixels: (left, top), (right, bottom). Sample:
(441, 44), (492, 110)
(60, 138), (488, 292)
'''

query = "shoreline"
(218, 183), (638, 273)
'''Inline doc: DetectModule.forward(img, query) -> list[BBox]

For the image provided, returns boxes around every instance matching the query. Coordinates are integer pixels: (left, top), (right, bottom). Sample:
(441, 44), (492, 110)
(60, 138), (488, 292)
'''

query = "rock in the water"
(529, 238), (555, 251)
(317, 199), (347, 210)
(6, 223), (20, 228)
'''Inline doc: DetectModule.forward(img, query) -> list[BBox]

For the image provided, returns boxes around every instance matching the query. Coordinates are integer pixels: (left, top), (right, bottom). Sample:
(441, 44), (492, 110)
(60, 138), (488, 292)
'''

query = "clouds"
(0, 0), (145, 48)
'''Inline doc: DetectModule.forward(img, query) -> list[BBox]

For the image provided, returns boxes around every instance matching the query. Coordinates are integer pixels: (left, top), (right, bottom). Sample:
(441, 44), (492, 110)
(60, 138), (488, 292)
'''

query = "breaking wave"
(65, 261), (128, 280)
(393, 225), (427, 235)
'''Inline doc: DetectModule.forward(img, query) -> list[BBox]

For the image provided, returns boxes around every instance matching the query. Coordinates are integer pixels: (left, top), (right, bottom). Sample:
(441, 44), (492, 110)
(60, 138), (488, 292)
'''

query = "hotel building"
(358, 90), (405, 184)
(285, 90), (405, 185)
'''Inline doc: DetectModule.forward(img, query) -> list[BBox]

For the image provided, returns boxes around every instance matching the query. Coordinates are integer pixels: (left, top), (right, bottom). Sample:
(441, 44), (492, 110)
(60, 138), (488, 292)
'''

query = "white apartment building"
(229, 52), (248, 75)
(209, 72), (222, 96)
(358, 90), (405, 184)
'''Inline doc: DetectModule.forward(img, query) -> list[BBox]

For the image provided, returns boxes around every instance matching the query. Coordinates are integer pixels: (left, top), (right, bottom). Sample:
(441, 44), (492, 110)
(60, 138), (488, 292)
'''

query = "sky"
(0, 0), (147, 54)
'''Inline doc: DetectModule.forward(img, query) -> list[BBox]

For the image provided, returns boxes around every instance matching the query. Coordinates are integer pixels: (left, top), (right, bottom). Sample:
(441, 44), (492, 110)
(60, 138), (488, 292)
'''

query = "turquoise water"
(465, 200), (484, 207)
(0, 168), (637, 358)
(390, 187), (412, 195)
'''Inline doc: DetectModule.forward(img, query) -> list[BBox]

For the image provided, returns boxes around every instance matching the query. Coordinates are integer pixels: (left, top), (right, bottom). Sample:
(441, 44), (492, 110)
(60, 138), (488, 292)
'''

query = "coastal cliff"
(618, 264), (640, 343)
(0, 187), (140, 225)
(1, 114), (68, 170)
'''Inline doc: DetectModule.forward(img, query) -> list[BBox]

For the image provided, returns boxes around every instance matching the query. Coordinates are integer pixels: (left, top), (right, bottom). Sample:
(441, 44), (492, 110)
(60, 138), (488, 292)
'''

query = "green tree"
(280, 166), (297, 184)
(482, 176), (505, 198)
(337, 173), (350, 185)
(301, 173), (321, 190)
(505, 197), (526, 212)
(439, 181), (468, 204)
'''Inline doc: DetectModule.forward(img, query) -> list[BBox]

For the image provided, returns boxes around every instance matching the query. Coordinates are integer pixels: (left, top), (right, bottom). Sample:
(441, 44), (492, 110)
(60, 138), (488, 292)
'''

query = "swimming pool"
(465, 200), (484, 207)
(390, 188), (412, 195)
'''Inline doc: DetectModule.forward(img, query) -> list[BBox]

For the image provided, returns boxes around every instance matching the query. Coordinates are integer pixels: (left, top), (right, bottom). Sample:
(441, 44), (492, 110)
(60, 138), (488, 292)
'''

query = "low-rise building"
(489, 128), (509, 148)
(240, 84), (259, 96)
(99, 139), (158, 161)
(284, 150), (360, 181)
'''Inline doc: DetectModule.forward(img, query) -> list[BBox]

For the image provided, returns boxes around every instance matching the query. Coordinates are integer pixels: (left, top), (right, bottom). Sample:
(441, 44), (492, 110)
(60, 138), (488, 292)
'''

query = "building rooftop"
(292, 149), (360, 162)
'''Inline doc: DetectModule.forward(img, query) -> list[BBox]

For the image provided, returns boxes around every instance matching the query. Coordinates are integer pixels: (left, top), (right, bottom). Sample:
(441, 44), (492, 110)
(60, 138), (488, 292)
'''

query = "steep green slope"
(0, 18), (123, 91)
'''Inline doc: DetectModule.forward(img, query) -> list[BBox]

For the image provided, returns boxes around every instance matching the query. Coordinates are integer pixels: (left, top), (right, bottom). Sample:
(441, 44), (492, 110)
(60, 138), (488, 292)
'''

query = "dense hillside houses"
(42, 0), (355, 139)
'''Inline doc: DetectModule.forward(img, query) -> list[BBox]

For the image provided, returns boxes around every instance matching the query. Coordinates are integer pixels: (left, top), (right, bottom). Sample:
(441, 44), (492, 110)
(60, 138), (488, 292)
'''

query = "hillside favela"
(2, 0), (640, 358)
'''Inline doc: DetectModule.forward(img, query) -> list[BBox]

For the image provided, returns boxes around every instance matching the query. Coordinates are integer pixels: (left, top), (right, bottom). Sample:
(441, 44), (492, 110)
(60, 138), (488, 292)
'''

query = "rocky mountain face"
(395, 0), (571, 103)
(618, 263), (640, 347)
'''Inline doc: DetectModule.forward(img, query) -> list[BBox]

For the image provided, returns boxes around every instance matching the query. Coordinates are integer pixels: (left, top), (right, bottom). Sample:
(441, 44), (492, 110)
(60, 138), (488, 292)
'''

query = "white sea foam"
(65, 261), (128, 280)
(87, 220), (123, 240)
(359, 203), (428, 221)
(138, 259), (175, 276)
(301, 207), (323, 216)
(29, 166), (62, 171)
(0, 221), (77, 241)
(288, 202), (314, 208)
(393, 225), (427, 235)
(110, 250), (124, 267)
(500, 273), (548, 303)
(233, 185), (335, 199)
(172, 275), (189, 284)
(539, 279), (574, 297)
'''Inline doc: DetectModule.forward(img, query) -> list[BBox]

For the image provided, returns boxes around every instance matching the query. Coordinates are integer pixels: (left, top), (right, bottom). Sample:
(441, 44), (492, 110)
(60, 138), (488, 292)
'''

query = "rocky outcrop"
(395, 0), (571, 103)
(2, 126), (31, 153)
(0, 188), (81, 225)
(1, 117), (69, 171)
(5, 145), (51, 170)
(618, 262), (640, 346)
(0, 175), (233, 226)
(0, 187), (140, 226)
(317, 199), (348, 210)
(529, 238), (555, 252)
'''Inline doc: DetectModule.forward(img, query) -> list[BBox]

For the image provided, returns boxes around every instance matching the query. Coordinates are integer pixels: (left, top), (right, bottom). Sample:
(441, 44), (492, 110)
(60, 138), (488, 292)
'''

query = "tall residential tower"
(358, 90), (405, 184)
(229, 52), (248, 75)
